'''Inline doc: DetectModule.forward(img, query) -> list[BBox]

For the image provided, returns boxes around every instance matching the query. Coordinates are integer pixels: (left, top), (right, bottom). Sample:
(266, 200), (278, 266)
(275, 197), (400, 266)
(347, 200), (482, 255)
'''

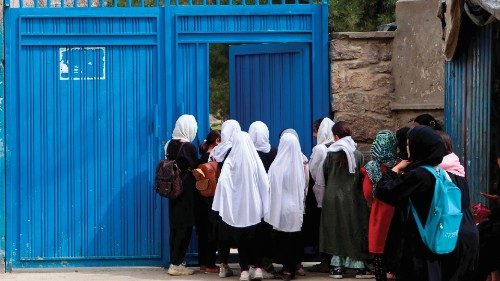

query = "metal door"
(229, 43), (313, 153)
(5, 11), (164, 268)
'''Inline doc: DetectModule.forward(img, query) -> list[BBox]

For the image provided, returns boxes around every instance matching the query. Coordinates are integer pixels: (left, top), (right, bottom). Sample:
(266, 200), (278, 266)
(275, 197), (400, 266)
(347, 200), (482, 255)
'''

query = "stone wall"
(330, 0), (446, 154)
(331, 32), (396, 154)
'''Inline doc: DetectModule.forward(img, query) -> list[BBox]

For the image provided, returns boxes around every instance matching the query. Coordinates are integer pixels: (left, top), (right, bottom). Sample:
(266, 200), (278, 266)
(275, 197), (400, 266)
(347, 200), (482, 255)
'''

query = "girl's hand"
(392, 160), (411, 174)
(481, 192), (500, 204)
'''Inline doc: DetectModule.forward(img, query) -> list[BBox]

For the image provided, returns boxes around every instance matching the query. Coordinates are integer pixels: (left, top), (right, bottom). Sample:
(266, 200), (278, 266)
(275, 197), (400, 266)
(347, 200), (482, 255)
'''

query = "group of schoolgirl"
(163, 115), (307, 281)
(161, 113), (480, 281)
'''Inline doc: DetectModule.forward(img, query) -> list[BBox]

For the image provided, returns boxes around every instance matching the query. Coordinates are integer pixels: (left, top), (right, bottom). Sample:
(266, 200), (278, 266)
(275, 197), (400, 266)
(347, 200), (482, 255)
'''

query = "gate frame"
(1, 1), (330, 272)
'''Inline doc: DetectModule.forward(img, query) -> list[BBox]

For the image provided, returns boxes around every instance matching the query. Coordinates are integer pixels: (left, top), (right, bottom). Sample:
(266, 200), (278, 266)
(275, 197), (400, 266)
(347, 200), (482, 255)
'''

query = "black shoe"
(355, 268), (375, 279)
(329, 267), (344, 279)
(273, 271), (293, 281)
(306, 262), (330, 273)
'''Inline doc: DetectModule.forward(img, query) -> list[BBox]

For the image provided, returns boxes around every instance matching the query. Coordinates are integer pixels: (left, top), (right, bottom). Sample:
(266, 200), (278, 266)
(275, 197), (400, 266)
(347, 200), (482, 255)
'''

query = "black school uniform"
(375, 167), (442, 281)
(195, 151), (218, 268)
(166, 140), (199, 265)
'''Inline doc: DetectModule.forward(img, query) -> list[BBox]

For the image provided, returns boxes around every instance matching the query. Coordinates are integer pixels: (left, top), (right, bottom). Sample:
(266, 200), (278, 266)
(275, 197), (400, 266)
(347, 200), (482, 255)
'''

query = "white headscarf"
(164, 115), (197, 158)
(249, 121), (271, 153)
(309, 118), (334, 208)
(212, 132), (270, 228)
(265, 133), (305, 232)
(209, 120), (241, 162)
(172, 114), (197, 142)
(326, 136), (358, 173)
(309, 118), (335, 180)
(316, 118), (335, 145)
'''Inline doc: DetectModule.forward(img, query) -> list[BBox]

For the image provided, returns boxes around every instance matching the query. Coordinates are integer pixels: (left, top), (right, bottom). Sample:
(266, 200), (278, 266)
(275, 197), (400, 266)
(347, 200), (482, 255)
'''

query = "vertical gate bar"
(140, 0), (144, 7)
(73, 0), (77, 8)
(99, 0), (103, 7)
(34, 0), (38, 8)
(61, 0), (64, 8)
(202, 0), (206, 5)
(216, 0), (220, 5)
(47, 0), (51, 8)
(0, 6), (6, 273)
(127, 0), (131, 8)
(88, 0), (91, 8)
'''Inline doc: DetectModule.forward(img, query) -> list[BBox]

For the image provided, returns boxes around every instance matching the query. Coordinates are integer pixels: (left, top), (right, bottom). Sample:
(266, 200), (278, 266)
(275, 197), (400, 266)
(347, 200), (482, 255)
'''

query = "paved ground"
(0, 265), (370, 281)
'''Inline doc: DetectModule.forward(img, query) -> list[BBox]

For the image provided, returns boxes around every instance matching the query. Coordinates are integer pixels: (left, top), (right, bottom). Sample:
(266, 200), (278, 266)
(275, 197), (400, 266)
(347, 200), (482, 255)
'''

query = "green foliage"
(209, 44), (230, 123)
(329, 0), (396, 32)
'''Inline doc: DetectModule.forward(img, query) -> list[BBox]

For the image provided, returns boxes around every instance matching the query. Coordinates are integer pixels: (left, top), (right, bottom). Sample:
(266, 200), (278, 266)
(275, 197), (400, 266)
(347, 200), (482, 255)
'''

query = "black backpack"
(154, 142), (185, 199)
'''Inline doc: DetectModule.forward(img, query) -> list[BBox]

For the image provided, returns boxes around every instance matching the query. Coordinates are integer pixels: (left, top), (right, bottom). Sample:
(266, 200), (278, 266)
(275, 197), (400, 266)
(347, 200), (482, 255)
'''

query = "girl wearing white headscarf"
(309, 118), (335, 207)
(207, 120), (241, 278)
(249, 121), (277, 172)
(212, 132), (270, 281)
(249, 121), (278, 277)
(303, 118), (334, 273)
(209, 119), (241, 162)
(265, 133), (306, 280)
(165, 115), (199, 276)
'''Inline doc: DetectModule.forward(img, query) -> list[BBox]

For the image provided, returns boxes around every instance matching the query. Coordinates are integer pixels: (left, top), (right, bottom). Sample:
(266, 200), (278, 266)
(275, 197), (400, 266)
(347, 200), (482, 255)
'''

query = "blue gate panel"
(6, 12), (163, 268)
(229, 43), (312, 154)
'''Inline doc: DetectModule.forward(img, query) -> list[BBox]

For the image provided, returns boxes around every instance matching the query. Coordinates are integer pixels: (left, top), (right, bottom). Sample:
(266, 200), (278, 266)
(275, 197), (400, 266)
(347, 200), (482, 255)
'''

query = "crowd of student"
(162, 113), (498, 281)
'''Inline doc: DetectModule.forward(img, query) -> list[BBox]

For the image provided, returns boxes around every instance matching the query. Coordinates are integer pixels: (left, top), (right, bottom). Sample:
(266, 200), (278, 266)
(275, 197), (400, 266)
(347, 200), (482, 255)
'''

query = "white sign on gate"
(59, 47), (106, 81)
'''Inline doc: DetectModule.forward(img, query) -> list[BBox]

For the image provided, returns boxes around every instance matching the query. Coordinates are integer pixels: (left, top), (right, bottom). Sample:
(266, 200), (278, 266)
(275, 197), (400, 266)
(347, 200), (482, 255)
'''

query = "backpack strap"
(409, 200), (426, 238)
(222, 149), (231, 162)
(409, 165), (442, 240)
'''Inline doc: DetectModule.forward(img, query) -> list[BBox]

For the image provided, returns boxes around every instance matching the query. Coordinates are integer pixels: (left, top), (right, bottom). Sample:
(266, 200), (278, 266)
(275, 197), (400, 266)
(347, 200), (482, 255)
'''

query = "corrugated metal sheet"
(229, 43), (313, 153)
(445, 24), (493, 204)
(445, 48), (467, 162)
(465, 24), (493, 205)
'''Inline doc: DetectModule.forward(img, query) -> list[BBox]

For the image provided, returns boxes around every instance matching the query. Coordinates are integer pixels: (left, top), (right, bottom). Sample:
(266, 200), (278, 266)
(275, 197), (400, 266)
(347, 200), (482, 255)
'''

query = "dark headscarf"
(414, 114), (443, 131)
(396, 127), (410, 160)
(407, 125), (445, 171)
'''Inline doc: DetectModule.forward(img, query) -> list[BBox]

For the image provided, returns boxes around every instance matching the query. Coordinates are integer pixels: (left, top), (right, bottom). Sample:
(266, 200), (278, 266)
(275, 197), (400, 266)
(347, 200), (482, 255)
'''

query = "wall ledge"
(390, 102), (444, 110)
(332, 32), (395, 40)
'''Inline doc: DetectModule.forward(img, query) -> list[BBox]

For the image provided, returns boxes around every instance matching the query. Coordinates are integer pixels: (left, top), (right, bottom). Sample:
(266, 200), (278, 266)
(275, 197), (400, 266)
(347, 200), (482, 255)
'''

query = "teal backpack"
(409, 165), (463, 254)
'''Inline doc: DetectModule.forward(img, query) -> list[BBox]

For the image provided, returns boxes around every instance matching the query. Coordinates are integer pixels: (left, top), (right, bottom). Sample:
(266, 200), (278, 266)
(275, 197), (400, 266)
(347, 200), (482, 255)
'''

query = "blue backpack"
(409, 165), (463, 254)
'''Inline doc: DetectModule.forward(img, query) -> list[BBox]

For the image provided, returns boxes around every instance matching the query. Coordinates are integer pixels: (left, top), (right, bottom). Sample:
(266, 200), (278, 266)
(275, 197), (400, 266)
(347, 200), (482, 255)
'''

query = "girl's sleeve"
(374, 169), (423, 205)
(361, 168), (374, 206)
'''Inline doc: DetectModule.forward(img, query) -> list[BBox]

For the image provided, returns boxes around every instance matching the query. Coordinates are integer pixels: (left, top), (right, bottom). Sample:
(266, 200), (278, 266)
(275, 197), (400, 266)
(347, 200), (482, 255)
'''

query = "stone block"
(334, 113), (395, 142)
(375, 62), (392, 73)
(331, 40), (362, 61)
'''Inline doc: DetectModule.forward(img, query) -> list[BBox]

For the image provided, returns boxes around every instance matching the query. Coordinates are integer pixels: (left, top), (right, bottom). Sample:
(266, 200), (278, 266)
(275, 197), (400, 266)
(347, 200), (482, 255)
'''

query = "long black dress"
(166, 140), (199, 265)
(195, 151), (218, 268)
(441, 173), (479, 281)
(375, 167), (442, 281)
(256, 148), (278, 269)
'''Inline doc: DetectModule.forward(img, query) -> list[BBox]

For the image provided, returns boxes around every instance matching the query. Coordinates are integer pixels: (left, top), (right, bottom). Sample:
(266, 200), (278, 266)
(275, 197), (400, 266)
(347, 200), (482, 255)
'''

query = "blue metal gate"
(229, 43), (313, 153)
(2, 0), (329, 270)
